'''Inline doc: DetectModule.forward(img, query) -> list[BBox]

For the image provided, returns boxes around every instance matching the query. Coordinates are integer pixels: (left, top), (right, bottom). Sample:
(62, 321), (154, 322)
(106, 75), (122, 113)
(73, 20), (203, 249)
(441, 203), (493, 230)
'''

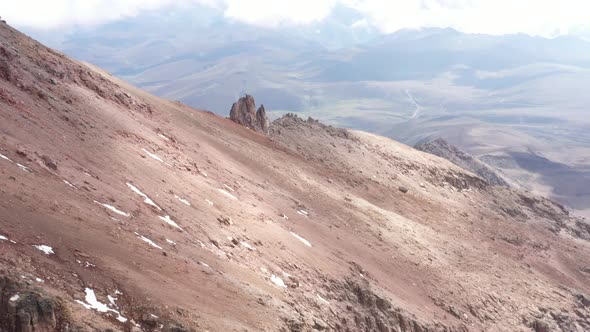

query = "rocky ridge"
(415, 138), (509, 187)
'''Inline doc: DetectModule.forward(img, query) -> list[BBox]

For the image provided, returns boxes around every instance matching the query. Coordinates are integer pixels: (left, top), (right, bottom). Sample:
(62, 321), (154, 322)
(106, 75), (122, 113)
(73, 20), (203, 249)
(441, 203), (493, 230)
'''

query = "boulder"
(229, 95), (270, 134)
(0, 276), (59, 332)
(41, 155), (57, 170)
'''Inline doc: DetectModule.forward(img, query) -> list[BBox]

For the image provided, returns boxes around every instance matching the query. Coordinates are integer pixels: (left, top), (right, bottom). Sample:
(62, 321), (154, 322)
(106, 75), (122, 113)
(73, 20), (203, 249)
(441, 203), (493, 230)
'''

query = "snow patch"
(218, 189), (238, 201)
(199, 261), (210, 267)
(158, 215), (183, 231)
(223, 184), (235, 192)
(290, 232), (312, 247)
(174, 195), (191, 206)
(134, 232), (162, 250)
(158, 134), (170, 141)
(205, 199), (214, 206)
(271, 275), (287, 288)
(166, 239), (177, 245)
(16, 163), (32, 173)
(142, 148), (164, 163)
(317, 294), (330, 305)
(127, 183), (162, 210)
(94, 201), (130, 217)
(0, 235), (7, 241)
(241, 241), (256, 251)
(0, 154), (31, 172)
(76, 288), (127, 323)
(33, 245), (54, 255)
(0, 153), (12, 162)
(297, 210), (308, 216)
(63, 180), (76, 188)
(9, 294), (19, 302)
(35, 278), (44, 283)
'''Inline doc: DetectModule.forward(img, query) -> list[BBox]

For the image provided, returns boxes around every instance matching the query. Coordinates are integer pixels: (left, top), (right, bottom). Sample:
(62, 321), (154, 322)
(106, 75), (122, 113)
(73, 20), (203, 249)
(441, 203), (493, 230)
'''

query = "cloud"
(1, 0), (589, 37)
(345, 0), (590, 37)
(223, 0), (337, 26)
(1, 0), (178, 28)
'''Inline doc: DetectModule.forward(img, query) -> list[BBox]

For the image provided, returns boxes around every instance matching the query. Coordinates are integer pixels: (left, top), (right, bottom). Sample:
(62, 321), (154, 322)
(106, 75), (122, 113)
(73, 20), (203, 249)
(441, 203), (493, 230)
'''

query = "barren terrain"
(1, 22), (590, 331)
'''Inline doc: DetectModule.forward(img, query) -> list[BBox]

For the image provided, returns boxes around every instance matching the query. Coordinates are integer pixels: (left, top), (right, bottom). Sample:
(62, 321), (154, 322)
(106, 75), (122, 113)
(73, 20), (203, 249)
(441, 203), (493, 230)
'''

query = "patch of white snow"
(16, 163), (32, 173)
(0, 153), (12, 162)
(290, 232), (312, 247)
(142, 148), (164, 163)
(205, 199), (214, 206)
(218, 189), (238, 201)
(166, 239), (177, 245)
(241, 241), (256, 251)
(9, 294), (19, 302)
(174, 195), (190, 206)
(317, 294), (330, 305)
(127, 183), (162, 210)
(271, 275), (287, 288)
(158, 215), (183, 230)
(63, 180), (76, 188)
(134, 232), (163, 250)
(94, 201), (130, 217)
(33, 245), (54, 255)
(158, 134), (170, 141)
(76, 288), (127, 323)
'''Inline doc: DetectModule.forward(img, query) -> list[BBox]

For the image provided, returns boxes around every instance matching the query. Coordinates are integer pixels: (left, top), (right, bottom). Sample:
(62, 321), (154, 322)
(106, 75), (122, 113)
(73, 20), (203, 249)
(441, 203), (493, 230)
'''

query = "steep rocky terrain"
(1, 22), (590, 331)
(415, 138), (509, 187)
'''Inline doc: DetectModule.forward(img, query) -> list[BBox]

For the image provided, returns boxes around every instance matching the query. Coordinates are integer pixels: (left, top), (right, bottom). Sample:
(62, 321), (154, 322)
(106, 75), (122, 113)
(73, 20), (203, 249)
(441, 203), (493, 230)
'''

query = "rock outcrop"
(415, 138), (509, 187)
(229, 95), (270, 134)
(0, 276), (65, 332)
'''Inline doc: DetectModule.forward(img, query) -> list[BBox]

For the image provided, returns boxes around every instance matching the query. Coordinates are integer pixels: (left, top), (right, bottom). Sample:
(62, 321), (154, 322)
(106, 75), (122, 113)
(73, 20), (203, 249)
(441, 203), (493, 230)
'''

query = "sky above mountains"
(2, 0), (590, 38)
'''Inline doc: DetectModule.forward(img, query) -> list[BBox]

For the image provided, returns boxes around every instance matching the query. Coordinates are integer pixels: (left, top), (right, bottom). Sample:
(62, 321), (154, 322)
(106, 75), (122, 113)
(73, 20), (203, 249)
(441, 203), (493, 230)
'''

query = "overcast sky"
(1, 0), (589, 37)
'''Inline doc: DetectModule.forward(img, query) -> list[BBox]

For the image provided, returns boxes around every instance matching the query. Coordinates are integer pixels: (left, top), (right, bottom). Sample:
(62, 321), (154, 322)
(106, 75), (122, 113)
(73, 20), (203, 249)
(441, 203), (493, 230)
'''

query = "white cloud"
(1, 0), (589, 37)
(223, 0), (337, 26)
(344, 0), (590, 37)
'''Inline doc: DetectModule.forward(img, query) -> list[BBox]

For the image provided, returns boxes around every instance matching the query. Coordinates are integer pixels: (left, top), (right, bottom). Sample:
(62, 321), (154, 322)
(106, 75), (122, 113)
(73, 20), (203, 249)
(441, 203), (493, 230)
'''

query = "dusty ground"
(1, 22), (590, 331)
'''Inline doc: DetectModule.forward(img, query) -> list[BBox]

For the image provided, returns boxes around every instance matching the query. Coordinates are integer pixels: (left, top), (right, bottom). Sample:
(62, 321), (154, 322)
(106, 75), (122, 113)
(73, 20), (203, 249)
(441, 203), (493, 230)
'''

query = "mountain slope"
(1, 22), (590, 331)
(42, 19), (590, 217)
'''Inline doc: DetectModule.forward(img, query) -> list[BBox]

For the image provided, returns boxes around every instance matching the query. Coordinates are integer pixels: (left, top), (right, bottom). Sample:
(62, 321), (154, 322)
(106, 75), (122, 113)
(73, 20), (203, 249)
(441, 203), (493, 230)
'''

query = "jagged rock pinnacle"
(229, 95), (270, 134)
